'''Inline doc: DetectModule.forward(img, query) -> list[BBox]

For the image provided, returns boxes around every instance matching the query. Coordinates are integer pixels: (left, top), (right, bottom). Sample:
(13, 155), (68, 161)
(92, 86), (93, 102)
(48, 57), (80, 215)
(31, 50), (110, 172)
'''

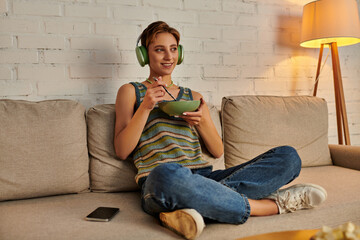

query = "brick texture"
(1, 0), (360, 145)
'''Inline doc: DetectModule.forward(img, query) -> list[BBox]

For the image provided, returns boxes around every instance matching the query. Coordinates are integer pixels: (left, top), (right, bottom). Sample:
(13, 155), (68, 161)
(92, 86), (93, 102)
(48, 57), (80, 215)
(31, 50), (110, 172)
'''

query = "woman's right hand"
(141, 76), (167, 110)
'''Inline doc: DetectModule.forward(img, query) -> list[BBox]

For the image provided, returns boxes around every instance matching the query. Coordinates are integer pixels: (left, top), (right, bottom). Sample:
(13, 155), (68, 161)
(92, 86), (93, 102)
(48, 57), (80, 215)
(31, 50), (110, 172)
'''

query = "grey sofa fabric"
(0, 100), (89, 201)
(87, 104), (139, 193)
(221, 95), (332, 168)
(329, 144), (360, 170)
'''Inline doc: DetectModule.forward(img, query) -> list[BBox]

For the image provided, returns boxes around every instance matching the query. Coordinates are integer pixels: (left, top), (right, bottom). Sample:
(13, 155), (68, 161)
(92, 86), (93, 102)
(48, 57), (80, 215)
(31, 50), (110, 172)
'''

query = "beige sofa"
(1, 95), (359, 240)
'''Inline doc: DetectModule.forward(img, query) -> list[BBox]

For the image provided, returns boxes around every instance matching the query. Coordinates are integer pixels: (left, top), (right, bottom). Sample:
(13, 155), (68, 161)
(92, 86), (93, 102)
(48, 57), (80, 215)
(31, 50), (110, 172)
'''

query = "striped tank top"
(130, 82), (210, 184)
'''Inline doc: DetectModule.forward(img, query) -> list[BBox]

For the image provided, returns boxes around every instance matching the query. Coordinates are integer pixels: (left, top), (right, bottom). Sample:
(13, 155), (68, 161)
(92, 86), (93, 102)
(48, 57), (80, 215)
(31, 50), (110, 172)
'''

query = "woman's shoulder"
(189, 89), (203, 101)
(118, 81), (147, 92)
(115, 83), (138, 104)
(117, 83), (135, 95)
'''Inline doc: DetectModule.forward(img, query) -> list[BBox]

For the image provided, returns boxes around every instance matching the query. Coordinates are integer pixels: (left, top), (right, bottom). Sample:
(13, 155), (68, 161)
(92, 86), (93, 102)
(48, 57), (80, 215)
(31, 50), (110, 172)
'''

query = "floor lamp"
(300, 0), (360, 145)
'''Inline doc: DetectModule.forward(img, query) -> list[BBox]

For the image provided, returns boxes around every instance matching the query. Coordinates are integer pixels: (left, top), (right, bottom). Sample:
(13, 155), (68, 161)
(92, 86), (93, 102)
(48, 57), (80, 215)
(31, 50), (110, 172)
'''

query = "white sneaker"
(159, 209), (205, 240)
(265, 183), (327, 214)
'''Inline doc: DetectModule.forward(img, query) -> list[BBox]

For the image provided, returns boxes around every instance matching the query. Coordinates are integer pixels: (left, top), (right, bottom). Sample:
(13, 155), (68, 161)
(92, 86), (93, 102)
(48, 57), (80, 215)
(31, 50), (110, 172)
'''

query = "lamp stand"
(313, 42), (351, 145)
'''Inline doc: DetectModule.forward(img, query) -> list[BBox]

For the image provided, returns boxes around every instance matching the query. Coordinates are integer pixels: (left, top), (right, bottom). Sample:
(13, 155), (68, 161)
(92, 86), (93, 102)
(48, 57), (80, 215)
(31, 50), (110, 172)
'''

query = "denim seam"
(239, 194), (251, 224)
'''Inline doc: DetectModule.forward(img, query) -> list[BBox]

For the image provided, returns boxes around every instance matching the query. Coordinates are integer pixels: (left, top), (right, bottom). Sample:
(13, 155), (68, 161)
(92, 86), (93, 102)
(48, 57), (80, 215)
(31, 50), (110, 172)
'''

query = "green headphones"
(135, 36), (184, 67)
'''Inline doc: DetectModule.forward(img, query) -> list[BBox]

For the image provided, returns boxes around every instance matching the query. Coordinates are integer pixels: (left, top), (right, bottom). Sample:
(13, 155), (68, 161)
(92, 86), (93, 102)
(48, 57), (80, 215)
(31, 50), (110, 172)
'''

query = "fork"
(153, 77), (177, 101)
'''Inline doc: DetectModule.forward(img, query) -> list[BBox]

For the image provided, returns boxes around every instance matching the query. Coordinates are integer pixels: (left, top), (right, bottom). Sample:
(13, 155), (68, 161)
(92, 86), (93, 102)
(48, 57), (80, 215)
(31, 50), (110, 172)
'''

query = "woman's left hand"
(179, 98), (205, 127)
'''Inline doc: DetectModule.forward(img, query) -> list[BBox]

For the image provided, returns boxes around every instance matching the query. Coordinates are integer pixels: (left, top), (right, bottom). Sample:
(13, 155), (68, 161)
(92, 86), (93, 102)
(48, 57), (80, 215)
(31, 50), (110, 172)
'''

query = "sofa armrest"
(329, 144), (360, 170)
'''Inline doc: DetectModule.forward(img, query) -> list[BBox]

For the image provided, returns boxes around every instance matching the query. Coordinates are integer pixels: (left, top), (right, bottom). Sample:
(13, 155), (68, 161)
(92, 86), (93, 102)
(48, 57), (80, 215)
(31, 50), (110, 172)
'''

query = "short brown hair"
(140, 21), (180, 48)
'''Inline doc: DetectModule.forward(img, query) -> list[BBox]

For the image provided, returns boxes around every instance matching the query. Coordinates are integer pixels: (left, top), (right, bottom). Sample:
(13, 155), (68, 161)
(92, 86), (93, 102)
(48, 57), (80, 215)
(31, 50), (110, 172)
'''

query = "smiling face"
(147, 32), (178, 77)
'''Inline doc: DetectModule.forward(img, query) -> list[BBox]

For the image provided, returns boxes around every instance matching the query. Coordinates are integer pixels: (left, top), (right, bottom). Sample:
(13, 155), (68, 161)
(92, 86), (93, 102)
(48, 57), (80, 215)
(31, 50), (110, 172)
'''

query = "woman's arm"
(180, 91), (224, 158)
(113, 81), (166, 160)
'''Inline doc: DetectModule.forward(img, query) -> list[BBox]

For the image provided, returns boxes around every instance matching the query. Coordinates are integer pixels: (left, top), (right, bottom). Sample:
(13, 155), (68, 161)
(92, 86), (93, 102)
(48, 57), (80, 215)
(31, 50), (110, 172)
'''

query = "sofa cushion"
(197, 104), (225, 171)
(87, 104), (225, 193)
(1, 166), (359, 240)
(221, 96), (332, 168)
(0, 99), (89, 201)
(87, 104), (139, 192)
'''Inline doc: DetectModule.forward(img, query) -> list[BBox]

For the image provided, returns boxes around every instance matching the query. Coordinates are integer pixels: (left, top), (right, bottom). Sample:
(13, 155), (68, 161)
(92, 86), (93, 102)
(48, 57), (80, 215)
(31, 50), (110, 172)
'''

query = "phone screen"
(85, 207), (119, 222)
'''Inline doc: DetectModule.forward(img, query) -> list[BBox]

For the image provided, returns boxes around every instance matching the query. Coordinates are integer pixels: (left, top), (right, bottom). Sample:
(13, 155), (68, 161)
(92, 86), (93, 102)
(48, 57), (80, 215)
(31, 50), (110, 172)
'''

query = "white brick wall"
(114, 6), (153, 21)
(17, 65), (65, 81)
(1, 0), (360, 145)
(0, 19), (40, 32)
(0, 66), (12, 79)
(184, 0), (220, 11)
(0, 0), (8, 13)
(0, 35), (12, 48)
(13, 2), (61, 16)
(18, 36), (65, 49)
(0, 50), (38, 63)
(65, 5), (108, 18)
(45, 21), (90, 35)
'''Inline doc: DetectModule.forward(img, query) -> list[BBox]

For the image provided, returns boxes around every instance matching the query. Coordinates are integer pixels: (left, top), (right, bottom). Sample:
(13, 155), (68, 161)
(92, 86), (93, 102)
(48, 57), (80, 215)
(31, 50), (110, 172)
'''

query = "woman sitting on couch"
(113, 21), (327, 240)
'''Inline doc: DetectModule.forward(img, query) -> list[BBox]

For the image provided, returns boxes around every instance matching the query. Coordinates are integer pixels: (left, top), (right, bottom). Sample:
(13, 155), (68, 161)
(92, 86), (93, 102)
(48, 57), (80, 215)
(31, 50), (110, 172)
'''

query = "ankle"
(249, 199), (279, 216)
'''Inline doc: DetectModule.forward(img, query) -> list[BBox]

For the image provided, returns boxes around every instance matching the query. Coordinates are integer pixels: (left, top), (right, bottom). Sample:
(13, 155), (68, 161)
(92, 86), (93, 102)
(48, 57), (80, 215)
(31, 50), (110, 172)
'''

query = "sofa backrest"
(221, 95), (332, 168)
(86, 103), (224, 193)
(0, 96), (333, 200)
(87, 104), (139, 192)
(0, 99), (89, 201)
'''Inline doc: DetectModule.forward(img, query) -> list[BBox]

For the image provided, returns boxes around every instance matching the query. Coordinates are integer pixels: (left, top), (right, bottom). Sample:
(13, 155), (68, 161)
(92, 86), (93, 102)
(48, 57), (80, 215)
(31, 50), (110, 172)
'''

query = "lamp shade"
(300, 0), (360, 48)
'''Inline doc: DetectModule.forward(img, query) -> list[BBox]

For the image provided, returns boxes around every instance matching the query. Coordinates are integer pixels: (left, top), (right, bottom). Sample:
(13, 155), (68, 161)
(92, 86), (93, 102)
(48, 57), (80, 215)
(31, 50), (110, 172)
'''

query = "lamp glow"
(300, 0), (360, 48)
(300, 0), (360, 145)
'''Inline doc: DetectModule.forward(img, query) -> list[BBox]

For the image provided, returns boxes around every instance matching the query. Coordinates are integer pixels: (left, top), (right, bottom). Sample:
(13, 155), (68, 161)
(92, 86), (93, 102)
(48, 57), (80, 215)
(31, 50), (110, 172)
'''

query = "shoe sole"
(159, 209), (205, 240)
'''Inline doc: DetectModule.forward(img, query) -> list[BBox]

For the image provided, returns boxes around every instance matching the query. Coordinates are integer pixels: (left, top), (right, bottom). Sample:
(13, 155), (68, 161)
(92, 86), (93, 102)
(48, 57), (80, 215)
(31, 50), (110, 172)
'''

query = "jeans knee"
(142, 163), (188, 213)
(147, 163), (191, 189)
(275, 146), (301, 176)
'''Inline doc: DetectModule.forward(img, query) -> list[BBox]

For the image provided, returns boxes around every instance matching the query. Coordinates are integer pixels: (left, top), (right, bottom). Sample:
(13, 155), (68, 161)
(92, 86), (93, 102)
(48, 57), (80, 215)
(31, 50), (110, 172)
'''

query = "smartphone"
(85, 207), (119, 222)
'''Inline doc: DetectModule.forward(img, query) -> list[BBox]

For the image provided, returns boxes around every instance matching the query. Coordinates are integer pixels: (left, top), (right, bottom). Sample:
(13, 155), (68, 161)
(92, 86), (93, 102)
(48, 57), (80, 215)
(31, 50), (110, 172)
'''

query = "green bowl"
(158, 100), (200, 116)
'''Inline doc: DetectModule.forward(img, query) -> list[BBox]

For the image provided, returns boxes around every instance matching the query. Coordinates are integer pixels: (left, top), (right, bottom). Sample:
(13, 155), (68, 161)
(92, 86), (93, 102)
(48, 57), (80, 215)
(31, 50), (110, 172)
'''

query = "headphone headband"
(136, 35), (141, 47)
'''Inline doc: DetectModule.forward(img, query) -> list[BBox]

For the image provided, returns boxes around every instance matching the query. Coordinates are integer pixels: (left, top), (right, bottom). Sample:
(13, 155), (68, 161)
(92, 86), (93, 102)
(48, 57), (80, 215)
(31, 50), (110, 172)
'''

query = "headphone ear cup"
(177, 45), (184, 65)
(135, 46), (149, 67)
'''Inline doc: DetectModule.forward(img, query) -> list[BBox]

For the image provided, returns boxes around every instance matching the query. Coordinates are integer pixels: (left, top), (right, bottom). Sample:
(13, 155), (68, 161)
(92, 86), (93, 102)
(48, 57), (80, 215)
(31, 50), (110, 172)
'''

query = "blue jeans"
(141, 146), (301, 224)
